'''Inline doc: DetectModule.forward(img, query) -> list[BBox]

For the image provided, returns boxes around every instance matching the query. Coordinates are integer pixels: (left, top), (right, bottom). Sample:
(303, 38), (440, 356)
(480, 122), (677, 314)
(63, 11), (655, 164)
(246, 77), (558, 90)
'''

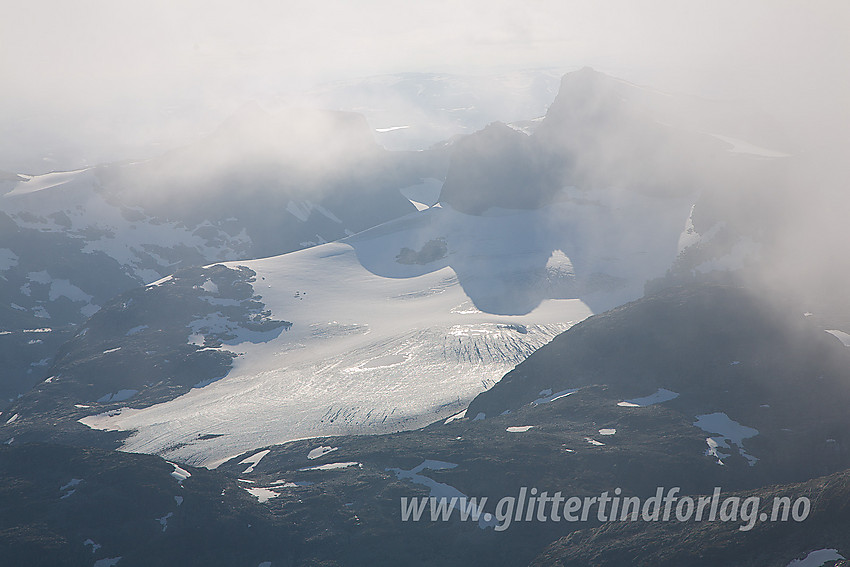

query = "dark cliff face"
(438, 121), (559, 215)
(468, 284), (850, 483)
(438, 68), (730, 216)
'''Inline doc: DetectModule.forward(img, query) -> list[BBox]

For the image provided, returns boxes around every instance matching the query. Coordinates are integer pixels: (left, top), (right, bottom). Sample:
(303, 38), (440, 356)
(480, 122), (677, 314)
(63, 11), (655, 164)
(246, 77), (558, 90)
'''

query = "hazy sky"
(1, 1), (848, 171)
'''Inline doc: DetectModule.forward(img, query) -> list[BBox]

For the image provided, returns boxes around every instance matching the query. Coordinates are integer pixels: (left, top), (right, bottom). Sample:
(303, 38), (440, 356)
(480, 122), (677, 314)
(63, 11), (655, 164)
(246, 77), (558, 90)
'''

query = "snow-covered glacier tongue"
(77, 185), (692, 467)
(27, 69), (715, 466)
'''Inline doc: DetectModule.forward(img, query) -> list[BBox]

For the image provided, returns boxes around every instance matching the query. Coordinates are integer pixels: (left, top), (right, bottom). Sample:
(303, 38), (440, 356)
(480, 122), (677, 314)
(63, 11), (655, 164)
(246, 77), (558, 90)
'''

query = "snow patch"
(399, 178), (442, 210)
(83, 539), (101, 553)
(307, 446), (338, 460)
(387, 460), (462, 500)
(376, 125), (410, 133)
(240, 449), (271, 474)
(598, 428), (616, 436)
(0, 248), (18, 271)
(532, 388), (577, 405)
(245, 487), (280, 503)
(694, 412), (759, 466)
(169, 462), (192, 485)
(506, 426), (533, 433)
(97, 389), (137, 403)
(786, 549), (845, 567)
(269, 480), (314, 487)
(60, 478), (83, 499)
(617, 388), (680, 407)
(825, 330), (850, 347)
(298, 462), (361, 471)
(200, 279), (219, 294)
(156, 512), (173, 532)
(444, 409), (467, 424)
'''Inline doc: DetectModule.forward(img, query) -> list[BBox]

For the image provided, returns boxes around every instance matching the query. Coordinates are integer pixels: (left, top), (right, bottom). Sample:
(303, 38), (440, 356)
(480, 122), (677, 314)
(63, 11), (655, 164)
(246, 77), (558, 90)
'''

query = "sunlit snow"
(298, 462), (361, 471)
(240, 449), (270, 474)
(79, 191), (690, 467)
(532, 388), (577, 405)
(169, 462), (191, 485)
(307, 446), (338, 460)
(245, 487), (280, 503)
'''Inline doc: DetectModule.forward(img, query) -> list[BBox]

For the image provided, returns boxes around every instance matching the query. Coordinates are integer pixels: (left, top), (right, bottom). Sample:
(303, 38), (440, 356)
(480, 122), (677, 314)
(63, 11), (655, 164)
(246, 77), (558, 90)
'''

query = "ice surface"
(96, 389), (137, 403)
(376, 125), (410, 133)
(245, 487), (280, 503)
(444, 409), (466, 424)
(60, 478), (83, 492)
(585, 438), (605, 446)
(825, 330), (850, 347)
(298, 462), (361, 471)
(307, 446), (338, 460)
(506, 426), (534, 433)
(60, 478), (83, 499)
(4, 168), (91, 197)
(286, 200), (342, 224)
(156, 512), (173, 532)
(83, 539), (101, 553)
(0, 248), (18, 271)
(786, 549), (845, 567)
(399, 178), (442, 210)
(200, 279), (219, 294)
(269, 480), (313, 487)
(598, 428), (616, 435)
(2, 168), (252, 283)
(387, 460), (463, 500)
(532, 388), (577, 405)
(79, 191), (690, 467)
(169, 462), (191, 485)
(239, 449), (270, 474)
(694, 412), (759, 466)
(617, 388), (679, 407)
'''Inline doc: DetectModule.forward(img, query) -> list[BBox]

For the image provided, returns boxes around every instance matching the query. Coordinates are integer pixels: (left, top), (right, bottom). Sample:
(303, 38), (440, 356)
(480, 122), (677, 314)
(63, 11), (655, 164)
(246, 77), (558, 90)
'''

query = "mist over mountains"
(2, 66), (849, 566)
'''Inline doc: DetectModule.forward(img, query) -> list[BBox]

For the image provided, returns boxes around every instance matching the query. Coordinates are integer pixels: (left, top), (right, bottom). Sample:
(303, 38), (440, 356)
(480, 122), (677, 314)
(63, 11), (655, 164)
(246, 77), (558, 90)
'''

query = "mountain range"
(3, 68), (847, 566)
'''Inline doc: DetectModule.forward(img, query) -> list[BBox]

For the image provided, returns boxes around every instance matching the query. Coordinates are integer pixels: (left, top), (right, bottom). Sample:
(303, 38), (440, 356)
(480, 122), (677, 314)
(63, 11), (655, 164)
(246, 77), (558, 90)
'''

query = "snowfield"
(79, 188), (692, 467)
(1, 168), (254, 284)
